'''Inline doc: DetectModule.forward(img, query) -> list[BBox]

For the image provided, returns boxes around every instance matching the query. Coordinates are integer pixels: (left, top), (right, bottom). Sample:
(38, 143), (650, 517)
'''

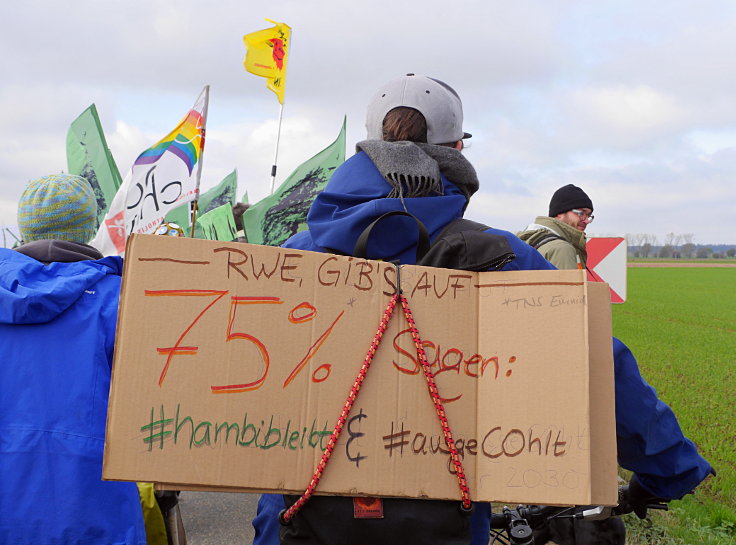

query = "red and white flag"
(586, 237), (627, 303)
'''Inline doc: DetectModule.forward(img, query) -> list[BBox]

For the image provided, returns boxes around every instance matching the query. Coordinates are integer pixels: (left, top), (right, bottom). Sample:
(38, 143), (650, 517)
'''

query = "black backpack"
(327, 211), (516, 272)
(280, 212), (516, 545)
(417, 216), (516, 271)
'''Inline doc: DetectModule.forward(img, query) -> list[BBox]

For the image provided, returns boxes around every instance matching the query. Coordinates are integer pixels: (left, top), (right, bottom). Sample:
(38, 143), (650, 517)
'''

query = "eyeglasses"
(571, 209), (594, 223)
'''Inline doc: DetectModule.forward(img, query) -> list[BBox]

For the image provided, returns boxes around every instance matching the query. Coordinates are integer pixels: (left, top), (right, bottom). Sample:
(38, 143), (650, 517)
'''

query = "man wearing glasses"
(518, 184), (594, 269)
(519, 184), (626, 544)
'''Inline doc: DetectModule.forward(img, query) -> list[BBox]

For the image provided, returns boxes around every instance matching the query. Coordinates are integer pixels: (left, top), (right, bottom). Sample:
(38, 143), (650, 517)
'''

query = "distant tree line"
(626, 233), (736, 259)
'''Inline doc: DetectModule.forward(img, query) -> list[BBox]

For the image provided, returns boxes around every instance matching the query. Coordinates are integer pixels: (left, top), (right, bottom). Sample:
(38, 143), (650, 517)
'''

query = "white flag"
(90, 86), (209, 255)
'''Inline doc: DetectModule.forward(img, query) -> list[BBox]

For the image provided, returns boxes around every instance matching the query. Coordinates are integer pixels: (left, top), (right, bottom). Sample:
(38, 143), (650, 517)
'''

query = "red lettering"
(411, 271), (432, 297)
(280, 253), (302, 282)
(464, 354), (481, 377)
(438, 348), (462, 375)
(554, 431), (567, 456)
(354, 261), (374, 291)
(147, 289), (229, 386)
(392, 329), (420, 375)
(289, 302), (317, 323)
(433, 274), (450, 299)
(283, 311), (345, 387)
(450, 274), (472, 298)
(318, 256), (340, 286)
(383, 266), (397, 296)
(311, 364), (331, 383)
(251, 251), (281, 280)
(482, 427), (503, 458)
(213, 247), (248, 280)
(482, 356), (499, 379)
(212, 296), (283, 393)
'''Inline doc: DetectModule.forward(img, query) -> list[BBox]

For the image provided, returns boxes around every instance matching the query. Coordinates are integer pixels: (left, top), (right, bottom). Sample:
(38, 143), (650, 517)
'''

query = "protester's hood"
(304, 151), (469, 260)
(14, 239), (103, 263)
(0, 245), (122, 325)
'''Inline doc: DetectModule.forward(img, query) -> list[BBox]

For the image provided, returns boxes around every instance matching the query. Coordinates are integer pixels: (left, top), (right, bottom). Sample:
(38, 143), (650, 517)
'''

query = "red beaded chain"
(281, 290), (471, 523)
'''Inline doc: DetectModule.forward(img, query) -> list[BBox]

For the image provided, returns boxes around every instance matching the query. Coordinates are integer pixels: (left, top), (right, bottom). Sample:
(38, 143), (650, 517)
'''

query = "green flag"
(166, 169), (239, 237)
(66, 104), (122, 227)
(196, 204), (238, 241)
(242, 117), (346, 246)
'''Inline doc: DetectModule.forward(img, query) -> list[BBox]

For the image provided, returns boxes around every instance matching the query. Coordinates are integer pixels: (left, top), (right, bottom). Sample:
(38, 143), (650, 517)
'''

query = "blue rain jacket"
(282, 151), (554, 271)
(0, 248), (146, 544)
(253, 151), (712, 545)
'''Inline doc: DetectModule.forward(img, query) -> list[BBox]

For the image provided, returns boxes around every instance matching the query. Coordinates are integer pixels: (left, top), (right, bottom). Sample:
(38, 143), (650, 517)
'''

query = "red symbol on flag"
(270, 38), (285, 70)
(105, 210), (127, 254)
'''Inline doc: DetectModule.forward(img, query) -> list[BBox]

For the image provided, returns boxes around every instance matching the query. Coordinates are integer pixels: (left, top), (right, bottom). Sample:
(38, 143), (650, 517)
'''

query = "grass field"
(627, 258), (736, 264)
(612, 267), (736, 544)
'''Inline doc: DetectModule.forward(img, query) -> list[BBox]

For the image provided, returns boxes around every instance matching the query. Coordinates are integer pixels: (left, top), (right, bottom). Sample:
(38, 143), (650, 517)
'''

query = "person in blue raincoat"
(0, 174), (147, 544)
(252, 74), (713, 545)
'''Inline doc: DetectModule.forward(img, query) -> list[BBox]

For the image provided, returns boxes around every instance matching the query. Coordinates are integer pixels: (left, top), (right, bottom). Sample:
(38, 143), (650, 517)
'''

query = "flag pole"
(243, 19), (291, 195)
(189, 85), (210, 237)
(5, 227), (20, 244)
(269, 102), (284, 194)
(189, 201), (199, 238)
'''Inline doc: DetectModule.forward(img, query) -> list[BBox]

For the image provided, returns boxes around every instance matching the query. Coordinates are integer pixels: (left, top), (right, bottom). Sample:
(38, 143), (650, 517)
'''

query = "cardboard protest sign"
(104, 235), (617, 506)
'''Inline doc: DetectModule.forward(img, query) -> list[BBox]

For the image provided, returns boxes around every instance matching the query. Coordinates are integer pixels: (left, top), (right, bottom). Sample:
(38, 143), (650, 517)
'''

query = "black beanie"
(548, 184), (593, 217)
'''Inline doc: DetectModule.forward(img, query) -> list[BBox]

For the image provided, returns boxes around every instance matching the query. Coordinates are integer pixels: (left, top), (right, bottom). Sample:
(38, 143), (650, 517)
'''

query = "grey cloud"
(1, 0), (734, 242)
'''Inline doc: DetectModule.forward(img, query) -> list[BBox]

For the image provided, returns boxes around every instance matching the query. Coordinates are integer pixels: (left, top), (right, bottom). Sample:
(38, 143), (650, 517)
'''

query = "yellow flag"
(243, 19), (291, 104)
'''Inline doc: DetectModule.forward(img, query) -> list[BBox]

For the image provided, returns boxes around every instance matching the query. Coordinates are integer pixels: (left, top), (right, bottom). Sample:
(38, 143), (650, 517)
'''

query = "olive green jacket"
(517, 216), (587, 270)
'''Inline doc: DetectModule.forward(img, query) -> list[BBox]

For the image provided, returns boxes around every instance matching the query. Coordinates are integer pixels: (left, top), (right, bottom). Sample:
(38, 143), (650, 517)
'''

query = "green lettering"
(174, 404), (194, 448)
(261, 416), (281, 450)
(193, 421), (212, 446)
(310, 420), (331, 450)
(239, 413), (258, 446)
(288, 430), (300, 450)
(215, 421), (240, 445)
(281, 420), (292, 448)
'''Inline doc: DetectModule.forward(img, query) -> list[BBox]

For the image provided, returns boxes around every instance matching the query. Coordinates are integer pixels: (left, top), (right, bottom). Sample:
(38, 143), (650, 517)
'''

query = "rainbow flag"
(134, 109), (204, 175)
(90, 86), (209, 256)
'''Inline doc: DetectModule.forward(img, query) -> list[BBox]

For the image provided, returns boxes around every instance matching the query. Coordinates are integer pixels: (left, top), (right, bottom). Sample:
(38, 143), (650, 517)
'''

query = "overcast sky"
(2, 0), (735, 245)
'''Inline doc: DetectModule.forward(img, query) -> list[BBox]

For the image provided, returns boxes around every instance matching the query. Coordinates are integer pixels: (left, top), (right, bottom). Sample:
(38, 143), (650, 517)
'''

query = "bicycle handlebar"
(489, 485), (669, 545)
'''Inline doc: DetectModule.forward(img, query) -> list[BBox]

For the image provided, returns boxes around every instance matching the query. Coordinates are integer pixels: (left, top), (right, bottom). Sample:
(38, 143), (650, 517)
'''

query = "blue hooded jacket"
(283, 151), (554, 271)
(254, 151), (712, 545)
(0, 247), (146, 544)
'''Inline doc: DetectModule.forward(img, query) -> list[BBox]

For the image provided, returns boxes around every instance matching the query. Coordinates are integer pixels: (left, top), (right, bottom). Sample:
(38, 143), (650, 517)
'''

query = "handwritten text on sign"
(103, 235), (616, 506)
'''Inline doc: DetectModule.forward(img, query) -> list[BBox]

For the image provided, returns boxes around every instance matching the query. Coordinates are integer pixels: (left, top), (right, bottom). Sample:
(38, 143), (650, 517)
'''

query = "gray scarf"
(356, 140), (479, 202)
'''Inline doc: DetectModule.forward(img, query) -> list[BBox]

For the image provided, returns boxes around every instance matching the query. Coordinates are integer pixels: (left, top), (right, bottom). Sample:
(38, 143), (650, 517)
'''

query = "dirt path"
(628, 262), (736, 267)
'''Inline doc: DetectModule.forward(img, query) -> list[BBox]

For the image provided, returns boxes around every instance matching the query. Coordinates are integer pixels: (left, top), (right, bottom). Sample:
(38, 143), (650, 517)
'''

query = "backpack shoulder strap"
(530, 232), (565, 250)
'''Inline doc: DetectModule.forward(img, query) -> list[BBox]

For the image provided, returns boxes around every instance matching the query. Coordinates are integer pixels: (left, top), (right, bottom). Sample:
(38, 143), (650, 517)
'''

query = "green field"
(612, 267), (736, 544)
(627, 258), (736, 264)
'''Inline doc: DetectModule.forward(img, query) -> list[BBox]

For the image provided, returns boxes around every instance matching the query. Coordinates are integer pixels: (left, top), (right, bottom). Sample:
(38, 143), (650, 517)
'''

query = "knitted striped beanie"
(17, 174), (98, 244)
